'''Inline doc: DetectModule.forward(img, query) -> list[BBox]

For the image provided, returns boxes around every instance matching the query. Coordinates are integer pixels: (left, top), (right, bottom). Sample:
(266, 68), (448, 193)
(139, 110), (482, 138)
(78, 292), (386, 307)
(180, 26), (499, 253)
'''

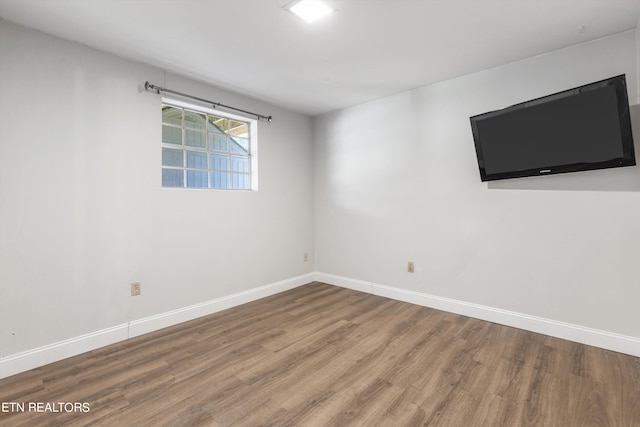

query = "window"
(161, 101), (256, 190)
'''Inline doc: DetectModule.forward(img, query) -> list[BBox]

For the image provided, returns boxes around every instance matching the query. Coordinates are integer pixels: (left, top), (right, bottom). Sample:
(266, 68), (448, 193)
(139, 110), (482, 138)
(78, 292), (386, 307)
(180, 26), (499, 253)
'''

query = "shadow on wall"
(487, 104), (640, 192)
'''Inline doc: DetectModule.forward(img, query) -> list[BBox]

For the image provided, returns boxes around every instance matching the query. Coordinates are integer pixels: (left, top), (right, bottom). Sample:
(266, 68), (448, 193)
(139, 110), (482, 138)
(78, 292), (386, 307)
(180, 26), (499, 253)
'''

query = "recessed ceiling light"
(288, 0), (334, 24)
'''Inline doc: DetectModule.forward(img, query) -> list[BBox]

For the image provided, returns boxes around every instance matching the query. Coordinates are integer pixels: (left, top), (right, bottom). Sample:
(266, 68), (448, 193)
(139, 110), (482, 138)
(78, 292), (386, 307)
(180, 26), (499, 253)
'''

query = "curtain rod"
(144, 81), (272, 122)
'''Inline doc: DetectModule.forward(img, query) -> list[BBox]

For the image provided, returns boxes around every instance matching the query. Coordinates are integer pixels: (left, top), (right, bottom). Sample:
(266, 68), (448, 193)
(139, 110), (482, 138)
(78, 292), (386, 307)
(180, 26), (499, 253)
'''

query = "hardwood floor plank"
(1, 282), (639, 426)
(474, 393), (519, 427)
(323, 378), (403, 427)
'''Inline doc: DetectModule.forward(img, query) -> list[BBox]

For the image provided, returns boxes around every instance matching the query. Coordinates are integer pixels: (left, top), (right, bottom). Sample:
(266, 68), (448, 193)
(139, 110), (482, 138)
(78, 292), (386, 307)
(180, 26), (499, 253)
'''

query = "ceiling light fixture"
(288, 0), (334, 24)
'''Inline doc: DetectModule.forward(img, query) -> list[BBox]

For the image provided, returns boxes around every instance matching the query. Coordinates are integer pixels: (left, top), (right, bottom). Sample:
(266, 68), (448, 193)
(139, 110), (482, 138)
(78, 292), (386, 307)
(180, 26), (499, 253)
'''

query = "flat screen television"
(470, 75), (635, 182)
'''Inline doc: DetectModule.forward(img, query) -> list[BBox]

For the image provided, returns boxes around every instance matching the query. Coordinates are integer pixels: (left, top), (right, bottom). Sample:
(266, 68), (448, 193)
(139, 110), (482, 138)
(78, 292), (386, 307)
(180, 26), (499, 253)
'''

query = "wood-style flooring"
(1, 282), (639, 426)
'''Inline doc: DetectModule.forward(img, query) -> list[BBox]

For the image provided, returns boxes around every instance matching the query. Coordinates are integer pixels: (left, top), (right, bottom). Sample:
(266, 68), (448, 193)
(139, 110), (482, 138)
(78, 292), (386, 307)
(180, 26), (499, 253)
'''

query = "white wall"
(0, 20), (314, 359)
(637, 18), (640, 101)
(314, 31), (640, 341)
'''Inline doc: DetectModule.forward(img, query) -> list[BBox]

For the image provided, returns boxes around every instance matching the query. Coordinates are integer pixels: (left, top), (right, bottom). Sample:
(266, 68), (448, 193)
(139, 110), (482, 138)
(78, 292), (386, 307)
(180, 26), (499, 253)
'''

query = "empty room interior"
(1, 0), (640, 425)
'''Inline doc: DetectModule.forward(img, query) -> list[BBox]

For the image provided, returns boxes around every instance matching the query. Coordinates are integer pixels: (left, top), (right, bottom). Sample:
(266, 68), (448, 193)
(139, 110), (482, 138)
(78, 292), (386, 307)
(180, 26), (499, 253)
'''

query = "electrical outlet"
(304, 253), (309, 262)
(407, 262), (414, 273)
(131, 282), (141, 296)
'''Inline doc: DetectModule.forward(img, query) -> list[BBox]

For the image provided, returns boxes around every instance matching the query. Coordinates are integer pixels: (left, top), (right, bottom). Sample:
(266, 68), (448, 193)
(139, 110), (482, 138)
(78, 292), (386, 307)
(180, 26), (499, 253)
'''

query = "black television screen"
(470, 75), (635, 182)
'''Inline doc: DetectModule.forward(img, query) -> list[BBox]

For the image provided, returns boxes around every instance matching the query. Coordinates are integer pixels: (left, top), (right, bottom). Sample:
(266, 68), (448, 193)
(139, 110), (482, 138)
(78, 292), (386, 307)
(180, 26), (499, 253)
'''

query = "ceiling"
(1, 0), (640, 116)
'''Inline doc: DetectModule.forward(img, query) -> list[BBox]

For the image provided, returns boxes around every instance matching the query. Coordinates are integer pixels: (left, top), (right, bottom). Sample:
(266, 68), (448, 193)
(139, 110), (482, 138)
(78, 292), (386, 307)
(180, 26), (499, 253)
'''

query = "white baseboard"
(0, 324), (130, 381)
(128, 273), (315, 338)
(0, 273), (315, 380)
(316, 272), (640, 357)
(4, 271), (636, 380)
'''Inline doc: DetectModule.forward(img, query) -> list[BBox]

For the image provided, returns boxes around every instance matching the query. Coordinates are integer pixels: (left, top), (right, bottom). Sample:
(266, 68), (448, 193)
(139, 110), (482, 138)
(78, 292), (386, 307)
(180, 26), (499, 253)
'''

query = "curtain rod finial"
(144, 81), (161, 94)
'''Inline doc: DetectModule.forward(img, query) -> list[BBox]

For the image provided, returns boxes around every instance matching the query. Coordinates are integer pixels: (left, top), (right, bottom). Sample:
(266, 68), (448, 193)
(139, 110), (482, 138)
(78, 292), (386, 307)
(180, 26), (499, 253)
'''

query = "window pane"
(187, 170), (208, 188)
(161, 104), (255, 191)
(162, 125), (181, 144)
(162, 148), (183, 167)
(162, 105), (182, 126)
(230, 137), (249, 153)
(208, 115), (228, 133)
(184, 110), (206, 130)
(187, 151), (207, 169)
(210, 171), (229, 189)
(228, 120), (249, 137)
(208, 132), (227, 151)
(231, 157), (248, 173)
(185, 129), (206, 148)
(162, 168), (183, 187)
(210, 154), (229, 171)
(231, 173), (249, 190)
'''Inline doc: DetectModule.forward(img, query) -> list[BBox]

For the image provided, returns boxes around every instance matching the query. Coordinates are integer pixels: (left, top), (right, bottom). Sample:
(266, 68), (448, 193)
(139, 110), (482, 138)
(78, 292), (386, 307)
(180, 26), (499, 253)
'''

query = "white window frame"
(161, 98), (259, 191)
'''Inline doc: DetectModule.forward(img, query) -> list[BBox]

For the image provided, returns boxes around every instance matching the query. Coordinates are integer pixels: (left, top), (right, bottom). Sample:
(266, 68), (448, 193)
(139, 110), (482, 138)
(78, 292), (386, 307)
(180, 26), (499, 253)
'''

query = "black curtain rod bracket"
(144, 81), (272, 122)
